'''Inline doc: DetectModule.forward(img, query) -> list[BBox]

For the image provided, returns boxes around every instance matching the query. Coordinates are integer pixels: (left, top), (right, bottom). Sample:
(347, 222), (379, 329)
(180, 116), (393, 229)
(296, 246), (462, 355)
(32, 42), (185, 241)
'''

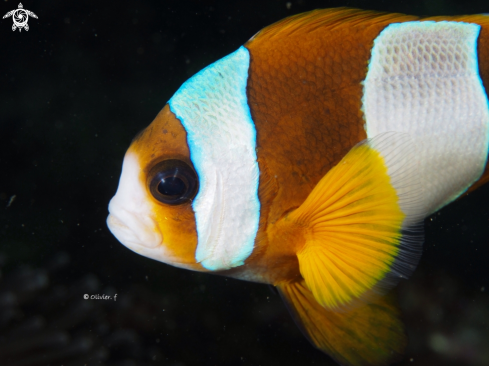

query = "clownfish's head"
(107, 105), (205, 271)
(108, 47), (261, 272)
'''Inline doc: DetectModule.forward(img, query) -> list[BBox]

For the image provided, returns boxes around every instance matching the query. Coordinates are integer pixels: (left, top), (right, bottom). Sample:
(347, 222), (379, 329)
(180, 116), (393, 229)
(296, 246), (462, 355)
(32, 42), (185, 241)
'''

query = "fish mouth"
(107, 211), (199, 270)
(107, 214), (146, 249)
(107, 204), (162, 251)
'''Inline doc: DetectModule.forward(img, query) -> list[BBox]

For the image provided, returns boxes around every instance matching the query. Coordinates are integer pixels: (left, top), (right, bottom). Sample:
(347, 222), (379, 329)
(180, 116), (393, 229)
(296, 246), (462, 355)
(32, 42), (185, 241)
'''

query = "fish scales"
(107, 8), (489, 366)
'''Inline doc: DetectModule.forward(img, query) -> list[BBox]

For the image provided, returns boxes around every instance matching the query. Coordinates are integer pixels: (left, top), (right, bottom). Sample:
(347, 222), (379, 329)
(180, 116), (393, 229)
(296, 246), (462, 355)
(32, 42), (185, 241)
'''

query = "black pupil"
(149, 159), (198, 205)
(157, 175), (186, 197)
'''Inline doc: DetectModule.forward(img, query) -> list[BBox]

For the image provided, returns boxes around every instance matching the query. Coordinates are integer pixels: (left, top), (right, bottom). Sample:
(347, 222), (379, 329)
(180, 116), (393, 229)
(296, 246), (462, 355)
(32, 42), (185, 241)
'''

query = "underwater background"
(1, 0), (489, 365)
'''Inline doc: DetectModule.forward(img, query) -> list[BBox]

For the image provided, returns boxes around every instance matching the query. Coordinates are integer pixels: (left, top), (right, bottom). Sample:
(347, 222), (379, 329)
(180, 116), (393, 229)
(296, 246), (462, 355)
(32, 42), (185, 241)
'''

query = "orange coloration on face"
(128, 105), (206, 271)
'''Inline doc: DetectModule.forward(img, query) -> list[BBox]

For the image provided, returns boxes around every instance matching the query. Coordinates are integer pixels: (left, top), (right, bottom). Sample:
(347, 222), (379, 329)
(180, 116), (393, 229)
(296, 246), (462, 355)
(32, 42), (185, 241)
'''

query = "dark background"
(1, 0), (489, 365)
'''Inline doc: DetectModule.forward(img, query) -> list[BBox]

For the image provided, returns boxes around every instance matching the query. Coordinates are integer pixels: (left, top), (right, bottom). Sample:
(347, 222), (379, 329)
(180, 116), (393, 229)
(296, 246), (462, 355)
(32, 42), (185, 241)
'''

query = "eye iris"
(157, 176), (186, 197)
(148, 159), (198, 205)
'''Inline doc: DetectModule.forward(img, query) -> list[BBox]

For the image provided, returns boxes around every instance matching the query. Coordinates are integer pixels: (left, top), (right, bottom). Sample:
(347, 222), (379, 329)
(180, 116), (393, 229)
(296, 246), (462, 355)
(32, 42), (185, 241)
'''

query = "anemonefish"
(107, 8), (489, 366)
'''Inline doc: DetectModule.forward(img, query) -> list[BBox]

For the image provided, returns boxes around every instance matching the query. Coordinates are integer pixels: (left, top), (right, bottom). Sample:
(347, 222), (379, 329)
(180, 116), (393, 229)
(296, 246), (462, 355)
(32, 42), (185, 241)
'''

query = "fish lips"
(107, 201), (162, 251)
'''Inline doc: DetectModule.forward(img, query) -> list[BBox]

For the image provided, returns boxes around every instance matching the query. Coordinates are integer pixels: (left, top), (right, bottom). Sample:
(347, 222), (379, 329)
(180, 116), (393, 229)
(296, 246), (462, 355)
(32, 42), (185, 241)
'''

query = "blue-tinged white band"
(363, 21), (489, 214)
(169, 46), (260, 271)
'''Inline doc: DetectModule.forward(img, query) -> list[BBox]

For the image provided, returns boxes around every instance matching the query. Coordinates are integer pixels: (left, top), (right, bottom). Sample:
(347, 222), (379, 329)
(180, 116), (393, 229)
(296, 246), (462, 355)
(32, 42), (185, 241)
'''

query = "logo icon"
(3, 3), (38, 32)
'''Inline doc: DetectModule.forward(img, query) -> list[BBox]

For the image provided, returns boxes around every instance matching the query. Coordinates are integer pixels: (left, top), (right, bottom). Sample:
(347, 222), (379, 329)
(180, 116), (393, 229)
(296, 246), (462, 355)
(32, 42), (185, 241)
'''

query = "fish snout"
(107, 199), (162, 251)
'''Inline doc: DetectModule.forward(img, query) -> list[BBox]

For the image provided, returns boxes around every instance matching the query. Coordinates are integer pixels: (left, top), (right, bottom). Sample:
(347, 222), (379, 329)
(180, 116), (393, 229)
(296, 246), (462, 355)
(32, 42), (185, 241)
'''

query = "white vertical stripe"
(169, 46), (260, 271)
(363, 21), (489, 214)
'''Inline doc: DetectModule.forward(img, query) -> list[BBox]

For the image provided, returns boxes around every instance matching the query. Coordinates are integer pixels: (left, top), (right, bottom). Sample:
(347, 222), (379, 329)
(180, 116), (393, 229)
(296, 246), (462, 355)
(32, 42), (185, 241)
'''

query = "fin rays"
(279, 133), (426, 310)
(278, 280), (406, 366)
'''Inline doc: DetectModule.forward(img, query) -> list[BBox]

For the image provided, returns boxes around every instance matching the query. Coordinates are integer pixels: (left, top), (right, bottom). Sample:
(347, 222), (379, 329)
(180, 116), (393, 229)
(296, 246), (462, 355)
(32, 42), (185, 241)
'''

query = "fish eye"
(148, 159), (199, 205)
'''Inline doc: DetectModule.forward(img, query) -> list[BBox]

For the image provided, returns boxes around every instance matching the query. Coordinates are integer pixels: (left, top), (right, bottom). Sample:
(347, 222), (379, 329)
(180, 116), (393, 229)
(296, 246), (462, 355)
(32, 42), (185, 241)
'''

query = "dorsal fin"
(247, 8), (418, 44)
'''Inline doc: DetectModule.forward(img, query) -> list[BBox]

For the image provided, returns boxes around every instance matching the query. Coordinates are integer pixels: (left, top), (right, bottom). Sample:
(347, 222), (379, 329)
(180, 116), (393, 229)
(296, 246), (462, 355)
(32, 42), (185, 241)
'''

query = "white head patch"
(107, 153), (201, 270)
(169, 46), (260, 271)
(107, 154), (166, 258)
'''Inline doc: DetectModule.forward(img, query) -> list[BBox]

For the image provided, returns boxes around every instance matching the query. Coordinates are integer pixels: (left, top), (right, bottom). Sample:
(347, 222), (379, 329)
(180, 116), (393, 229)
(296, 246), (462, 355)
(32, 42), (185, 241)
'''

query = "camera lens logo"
(3, 3), (38, 32)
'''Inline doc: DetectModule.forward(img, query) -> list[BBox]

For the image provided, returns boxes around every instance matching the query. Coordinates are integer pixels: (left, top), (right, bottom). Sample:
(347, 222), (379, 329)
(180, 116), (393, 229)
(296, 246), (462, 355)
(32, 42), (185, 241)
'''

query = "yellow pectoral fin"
(277, 280), (406, 366)
(282, 133), (426, 310)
